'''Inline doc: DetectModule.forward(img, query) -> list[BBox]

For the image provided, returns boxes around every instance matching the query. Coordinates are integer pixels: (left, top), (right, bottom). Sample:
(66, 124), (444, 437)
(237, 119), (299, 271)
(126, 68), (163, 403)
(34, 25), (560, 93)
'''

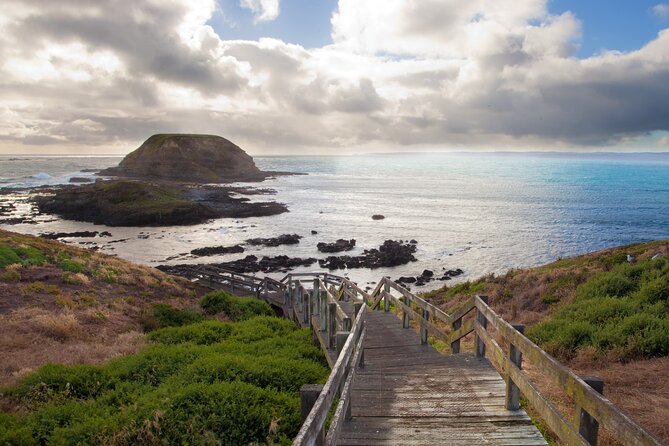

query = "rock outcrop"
(100, 134), (267, 183)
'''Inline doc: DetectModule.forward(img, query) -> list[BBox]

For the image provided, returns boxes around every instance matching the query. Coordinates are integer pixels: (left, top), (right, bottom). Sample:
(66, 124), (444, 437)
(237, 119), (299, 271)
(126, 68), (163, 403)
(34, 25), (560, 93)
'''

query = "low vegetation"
(0, 229), (329, 444)
(0, 316), (328, 445)
(528, 257), (669, 360)
(0, 229), (204, 388)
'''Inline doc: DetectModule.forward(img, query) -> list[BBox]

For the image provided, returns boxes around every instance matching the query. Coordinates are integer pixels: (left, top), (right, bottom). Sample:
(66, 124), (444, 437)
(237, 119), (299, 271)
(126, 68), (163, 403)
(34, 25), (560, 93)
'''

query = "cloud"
(0, 0), (668, 154)
(240, 0), (280, 23)
(651, 3), (669, 20)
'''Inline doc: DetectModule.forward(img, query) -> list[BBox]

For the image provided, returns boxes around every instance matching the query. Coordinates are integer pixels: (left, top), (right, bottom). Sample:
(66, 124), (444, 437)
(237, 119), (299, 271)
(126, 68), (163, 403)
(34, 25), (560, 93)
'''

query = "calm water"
(1, 153), (668, 288)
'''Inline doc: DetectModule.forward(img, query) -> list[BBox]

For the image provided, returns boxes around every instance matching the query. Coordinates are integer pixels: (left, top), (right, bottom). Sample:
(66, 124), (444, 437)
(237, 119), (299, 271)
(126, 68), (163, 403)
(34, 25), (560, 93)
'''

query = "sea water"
(1, 152), (668, 288)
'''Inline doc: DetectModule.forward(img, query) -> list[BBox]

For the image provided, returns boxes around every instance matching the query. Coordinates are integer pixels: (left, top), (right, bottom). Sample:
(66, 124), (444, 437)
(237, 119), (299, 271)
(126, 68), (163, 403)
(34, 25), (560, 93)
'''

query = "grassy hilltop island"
(99, 134), (270, 183)
(33, 134), (292, 227)
(0, 229), (328, 445)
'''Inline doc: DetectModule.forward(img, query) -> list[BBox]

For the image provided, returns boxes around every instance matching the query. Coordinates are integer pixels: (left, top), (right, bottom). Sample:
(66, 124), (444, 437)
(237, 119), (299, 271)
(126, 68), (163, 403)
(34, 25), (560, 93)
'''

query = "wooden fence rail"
(293, 303), (366, 446)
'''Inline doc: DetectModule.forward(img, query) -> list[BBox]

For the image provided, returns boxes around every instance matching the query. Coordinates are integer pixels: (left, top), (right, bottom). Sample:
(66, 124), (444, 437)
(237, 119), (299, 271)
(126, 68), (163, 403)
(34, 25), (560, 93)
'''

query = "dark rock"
(0, 217), (37, 225)
(317, 239), (356, 253)
(422, 269), (434, 277)
(410, 239), (417, 244)
(372, 214), (385, 220)
(311, 230), (318, 235)
(69, 177), (93, 183)
(99, 231), (112, 237)
(40, 231), (100, 239)
(398, 276), (417, 283)
(246, 234), (301, 247)
(190, 245), (245, 257)
(159, 254), (317, 276)
(318, 240), (417, 270)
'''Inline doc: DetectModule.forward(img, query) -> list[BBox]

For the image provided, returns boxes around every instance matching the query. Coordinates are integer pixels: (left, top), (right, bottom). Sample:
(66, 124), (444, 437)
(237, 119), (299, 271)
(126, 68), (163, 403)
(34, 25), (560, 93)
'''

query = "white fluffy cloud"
(652, 4), (669, 20)
(240, 0), (280, 23)
(0, 0), (668, 154)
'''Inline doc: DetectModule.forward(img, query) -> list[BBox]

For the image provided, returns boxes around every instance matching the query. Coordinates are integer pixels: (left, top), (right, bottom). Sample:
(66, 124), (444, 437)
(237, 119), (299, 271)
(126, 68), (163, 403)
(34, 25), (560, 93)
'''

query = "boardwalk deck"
(337, 310), (547, 446)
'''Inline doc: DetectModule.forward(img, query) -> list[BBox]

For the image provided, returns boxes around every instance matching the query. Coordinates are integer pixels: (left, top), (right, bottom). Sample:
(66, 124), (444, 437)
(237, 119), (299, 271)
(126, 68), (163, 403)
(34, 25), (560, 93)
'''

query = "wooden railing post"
(320, 285), (327, 332)
(475, 295), (489, 358)
(303, 289), (310, 325)
(300, 384), (324, 446)
(421, 309), (429, 345)
(506, 324), (525, 410)
(402, 295), (410, 328)
(313, 278), (320, 314)
(342, 317), (352, 332)
(328, 302), (337, 349)
(383, 279), (390, 312)
(577, 377), (604, 445)
(354, 303), (362, 321)
(336, 331), (349, 357)
(451, 317), (462, 354)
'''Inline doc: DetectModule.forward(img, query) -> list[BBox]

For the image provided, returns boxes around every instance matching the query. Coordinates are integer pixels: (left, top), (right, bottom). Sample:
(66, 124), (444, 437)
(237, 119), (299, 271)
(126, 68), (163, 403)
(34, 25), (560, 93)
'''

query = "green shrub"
(13, 364), (115, 405)
(0, 245), (22, 267)
(108, 344), (208, 387)
(149, 320), (236, 345)
(179, 352), (327, 391)
(200, 290), (273, 321)
(0, 314), (326, 445)
(150, 303), (203, 329)
(529, 258), (669, 360)
(159, 381), (300, 445)
(14, 247), (47, 266)
(57, 259), (85, 273)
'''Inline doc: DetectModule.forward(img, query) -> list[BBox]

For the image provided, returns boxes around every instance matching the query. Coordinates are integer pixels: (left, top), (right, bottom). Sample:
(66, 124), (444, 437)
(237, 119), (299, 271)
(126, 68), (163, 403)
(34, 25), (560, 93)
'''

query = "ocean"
(1, 152), (668, 289)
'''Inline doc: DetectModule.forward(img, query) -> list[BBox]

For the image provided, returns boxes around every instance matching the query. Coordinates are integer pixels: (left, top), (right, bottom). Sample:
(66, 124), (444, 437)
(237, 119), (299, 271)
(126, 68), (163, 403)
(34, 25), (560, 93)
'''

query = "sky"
(1, 0), (669, 155)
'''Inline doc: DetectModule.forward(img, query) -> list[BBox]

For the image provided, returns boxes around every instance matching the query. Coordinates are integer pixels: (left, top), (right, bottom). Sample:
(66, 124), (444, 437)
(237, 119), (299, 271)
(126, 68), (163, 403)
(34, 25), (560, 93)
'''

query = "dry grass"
(0, 229), (208, 388)
(0, 307), (147, 387)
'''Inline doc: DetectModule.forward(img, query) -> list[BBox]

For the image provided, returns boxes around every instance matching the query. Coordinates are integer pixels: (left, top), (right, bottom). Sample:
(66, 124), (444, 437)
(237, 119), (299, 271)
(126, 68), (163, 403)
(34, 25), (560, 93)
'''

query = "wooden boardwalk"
(178, 269), (663, 446)
(338, 309), (547, 445)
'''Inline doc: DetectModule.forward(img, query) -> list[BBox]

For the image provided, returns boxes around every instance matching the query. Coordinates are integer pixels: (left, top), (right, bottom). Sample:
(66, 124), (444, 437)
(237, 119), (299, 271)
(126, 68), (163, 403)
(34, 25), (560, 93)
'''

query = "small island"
(99, 134), (274, 183)
(33, 134), (291, 227)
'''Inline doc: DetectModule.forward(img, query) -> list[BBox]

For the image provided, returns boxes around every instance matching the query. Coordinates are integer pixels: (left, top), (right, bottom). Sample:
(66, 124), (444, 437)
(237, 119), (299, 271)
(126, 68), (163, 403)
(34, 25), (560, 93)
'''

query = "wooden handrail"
(293, 304), (366, 446)
(473, 296), (664, 446)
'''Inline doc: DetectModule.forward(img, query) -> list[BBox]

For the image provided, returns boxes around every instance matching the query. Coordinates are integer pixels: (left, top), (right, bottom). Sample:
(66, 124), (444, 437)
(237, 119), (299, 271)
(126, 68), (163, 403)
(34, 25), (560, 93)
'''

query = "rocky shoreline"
(31, 180), (288, 227)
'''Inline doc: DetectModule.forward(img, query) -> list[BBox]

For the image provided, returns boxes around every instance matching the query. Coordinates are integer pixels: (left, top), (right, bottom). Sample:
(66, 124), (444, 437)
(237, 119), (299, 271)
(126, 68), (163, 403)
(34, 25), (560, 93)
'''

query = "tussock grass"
(528, 257), (669, 360)
(1, 316), (328, 445)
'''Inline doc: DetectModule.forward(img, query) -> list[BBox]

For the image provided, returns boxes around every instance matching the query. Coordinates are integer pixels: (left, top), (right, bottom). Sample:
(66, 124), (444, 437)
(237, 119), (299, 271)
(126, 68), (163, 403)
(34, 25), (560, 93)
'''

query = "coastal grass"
(0, 314), (328, 445)
(200, 290), (274, 321)
(527, 256), (669, 360)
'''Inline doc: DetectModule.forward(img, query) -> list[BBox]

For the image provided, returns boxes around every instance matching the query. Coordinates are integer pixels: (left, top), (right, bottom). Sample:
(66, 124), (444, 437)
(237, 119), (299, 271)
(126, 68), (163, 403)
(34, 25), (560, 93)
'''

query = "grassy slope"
(423, 239), (669, 444)
(0, 230), (329, 445)
(0, 229), (214, 388)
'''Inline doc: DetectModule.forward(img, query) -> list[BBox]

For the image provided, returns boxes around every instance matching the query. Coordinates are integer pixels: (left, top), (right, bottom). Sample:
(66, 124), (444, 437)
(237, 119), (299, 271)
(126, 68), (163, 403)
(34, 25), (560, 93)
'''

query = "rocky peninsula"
(33, 134), (291, 226)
